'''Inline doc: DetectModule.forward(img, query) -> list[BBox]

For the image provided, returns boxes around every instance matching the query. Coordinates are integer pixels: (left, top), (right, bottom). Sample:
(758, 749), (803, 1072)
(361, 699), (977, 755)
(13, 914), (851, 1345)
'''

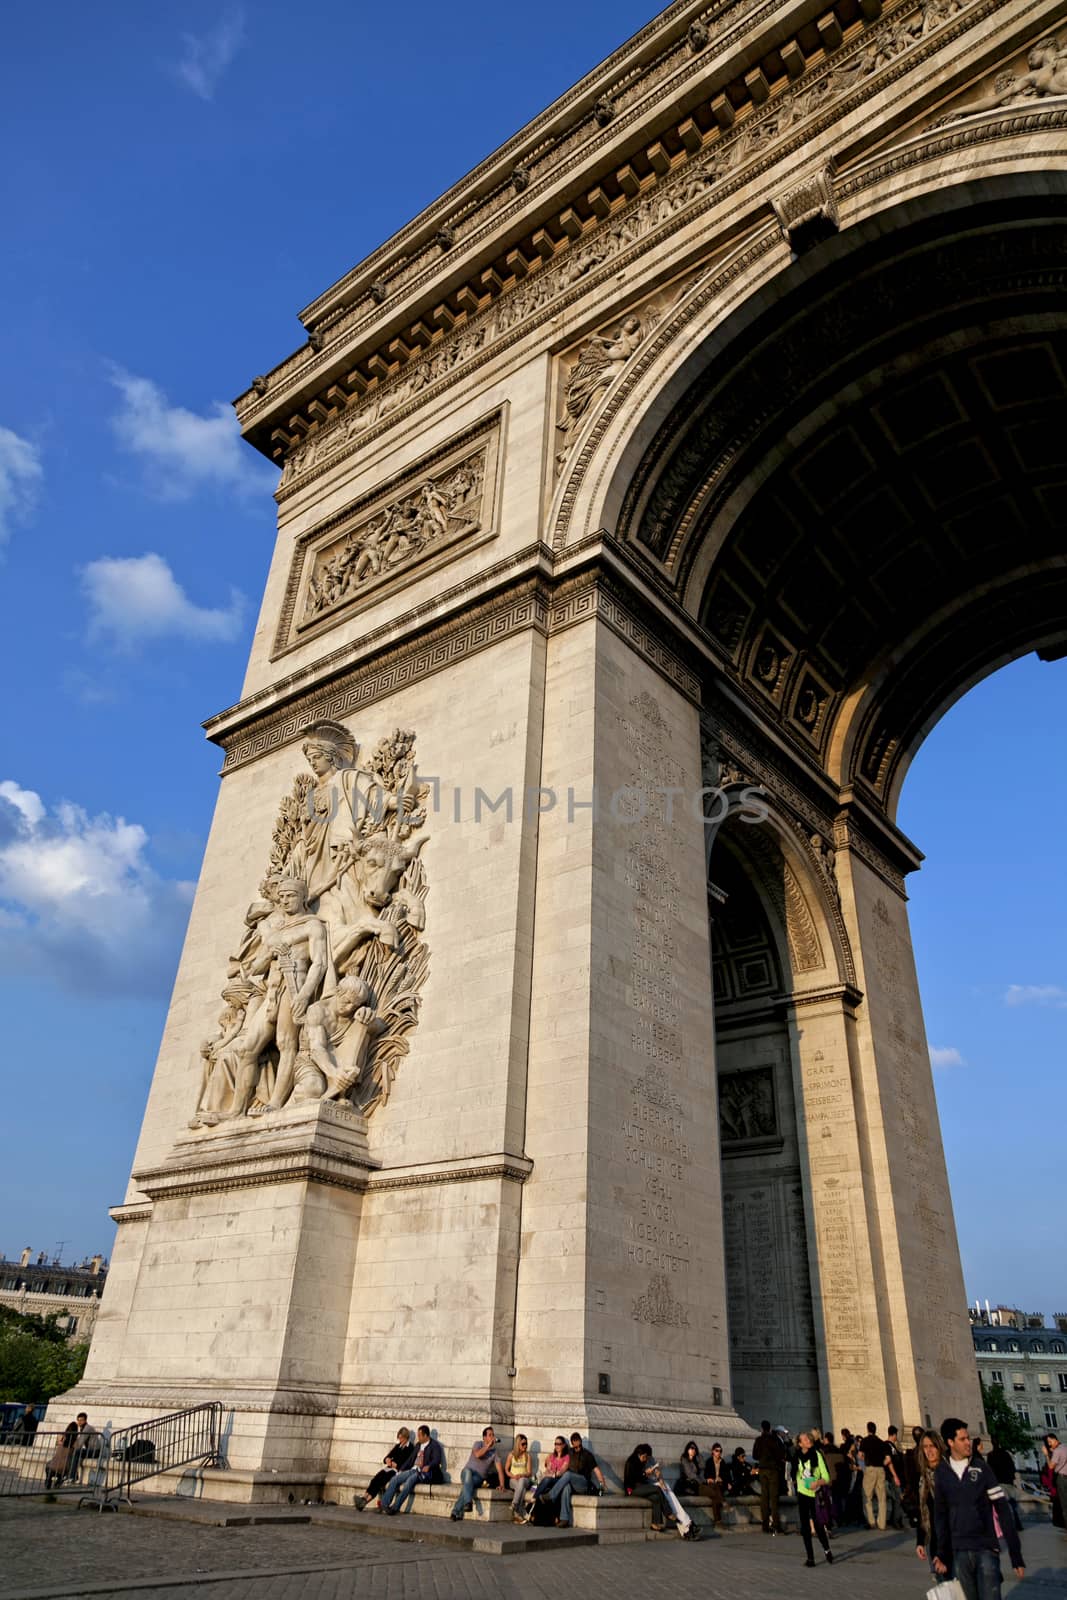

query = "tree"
(979, 1378), (1034, 1456)
(0, 1305), (89, 1404)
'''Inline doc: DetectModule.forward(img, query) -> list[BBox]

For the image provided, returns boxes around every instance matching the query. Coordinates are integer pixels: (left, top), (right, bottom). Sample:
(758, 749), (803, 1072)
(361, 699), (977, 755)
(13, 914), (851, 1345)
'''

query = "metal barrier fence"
(0, 1403), (223, 1507)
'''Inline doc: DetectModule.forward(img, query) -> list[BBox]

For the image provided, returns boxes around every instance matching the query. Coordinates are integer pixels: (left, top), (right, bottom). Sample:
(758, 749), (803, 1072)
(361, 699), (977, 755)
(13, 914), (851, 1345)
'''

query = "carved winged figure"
(556, 315), (643, 440)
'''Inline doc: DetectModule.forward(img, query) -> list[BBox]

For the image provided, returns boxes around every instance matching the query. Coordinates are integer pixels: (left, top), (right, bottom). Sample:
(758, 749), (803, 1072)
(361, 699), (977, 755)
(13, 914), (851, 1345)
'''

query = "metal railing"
(0, 1402), (223, 1507)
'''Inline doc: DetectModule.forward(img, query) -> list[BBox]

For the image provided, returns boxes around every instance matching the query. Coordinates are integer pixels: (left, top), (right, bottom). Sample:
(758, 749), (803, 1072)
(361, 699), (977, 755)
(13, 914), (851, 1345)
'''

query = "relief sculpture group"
(191, 720), (430, 1128)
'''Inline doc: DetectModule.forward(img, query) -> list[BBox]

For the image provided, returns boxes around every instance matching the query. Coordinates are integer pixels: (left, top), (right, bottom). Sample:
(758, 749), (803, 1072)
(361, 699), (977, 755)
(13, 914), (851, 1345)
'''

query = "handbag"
(814, 1483), (835, 1527)
(927, 1583), (966, 1600)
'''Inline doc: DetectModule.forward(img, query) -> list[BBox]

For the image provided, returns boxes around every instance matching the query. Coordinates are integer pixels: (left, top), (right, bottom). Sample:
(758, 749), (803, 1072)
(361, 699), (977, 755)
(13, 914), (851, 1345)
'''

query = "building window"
(1052, 1342), (1065, 1355)
(1012, 1375), (1025, 1391)
(1032, 1341), (1046, 1353)
(1039, 1375), (1052, 1392)
(990, 1370), (1004, 1386)
(1014, 1404), (1031, 1425)
(1008, 1341), (1021, 1352)
(1045, 1408), (1058, 1429)
(988, 1341), (999, 1352)
(1057, 1373), (1067, 1393)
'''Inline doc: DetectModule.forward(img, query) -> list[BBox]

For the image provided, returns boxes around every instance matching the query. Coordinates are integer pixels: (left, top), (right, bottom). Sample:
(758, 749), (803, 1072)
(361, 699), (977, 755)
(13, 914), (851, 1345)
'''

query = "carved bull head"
(353, 831), (426, 910)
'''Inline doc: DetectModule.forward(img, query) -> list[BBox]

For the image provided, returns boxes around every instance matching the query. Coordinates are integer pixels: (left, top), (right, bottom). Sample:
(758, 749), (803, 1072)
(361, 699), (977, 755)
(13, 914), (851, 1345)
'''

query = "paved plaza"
(1, 1500), (1064, 1600)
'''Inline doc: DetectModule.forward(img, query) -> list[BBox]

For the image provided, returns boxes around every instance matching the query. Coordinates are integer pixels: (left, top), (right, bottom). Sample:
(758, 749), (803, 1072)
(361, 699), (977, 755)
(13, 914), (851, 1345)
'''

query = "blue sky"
(1, 5), (1063, 1319)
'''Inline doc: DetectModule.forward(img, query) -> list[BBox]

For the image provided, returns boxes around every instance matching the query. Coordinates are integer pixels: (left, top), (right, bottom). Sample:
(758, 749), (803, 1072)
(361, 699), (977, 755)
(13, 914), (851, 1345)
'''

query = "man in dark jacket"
(12, 1405), (38, 1445)
(753, 1420), (785, 1533)
(933, 1417), (1024, 1600)
(381, 1425), (443, 1514)
(859, 1421), (889, 1529)
(543, 1432), (608, 1526)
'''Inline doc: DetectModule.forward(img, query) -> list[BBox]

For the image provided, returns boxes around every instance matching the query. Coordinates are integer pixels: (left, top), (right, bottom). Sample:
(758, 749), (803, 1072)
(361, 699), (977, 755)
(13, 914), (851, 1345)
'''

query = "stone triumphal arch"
(69, 0), (1067, 1498)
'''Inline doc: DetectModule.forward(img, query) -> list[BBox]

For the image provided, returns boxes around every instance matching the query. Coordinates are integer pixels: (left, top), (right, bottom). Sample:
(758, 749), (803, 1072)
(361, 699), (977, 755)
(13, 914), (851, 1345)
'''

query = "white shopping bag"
(927, 1581), (966, 1600)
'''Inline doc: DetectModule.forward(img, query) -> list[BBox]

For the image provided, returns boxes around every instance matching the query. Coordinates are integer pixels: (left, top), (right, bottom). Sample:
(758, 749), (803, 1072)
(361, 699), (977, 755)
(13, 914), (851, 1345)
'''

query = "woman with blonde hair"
(505, 1433), (532, 1523)
(915, 1429), (946, 1574)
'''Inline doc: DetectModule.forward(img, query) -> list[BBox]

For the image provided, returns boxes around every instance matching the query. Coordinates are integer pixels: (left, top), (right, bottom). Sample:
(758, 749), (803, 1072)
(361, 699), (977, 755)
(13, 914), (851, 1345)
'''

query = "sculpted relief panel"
(931, 29), (1067, 124)
(274, 418), (500, 656)
(553, 277), (692, 474)
(191, 721), (430, 1128)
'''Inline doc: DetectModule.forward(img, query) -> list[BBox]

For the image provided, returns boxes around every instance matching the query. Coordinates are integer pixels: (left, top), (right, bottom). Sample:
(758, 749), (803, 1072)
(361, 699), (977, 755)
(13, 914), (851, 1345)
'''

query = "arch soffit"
(550, 155), (1067, 564)
(712, 798), (856, 995)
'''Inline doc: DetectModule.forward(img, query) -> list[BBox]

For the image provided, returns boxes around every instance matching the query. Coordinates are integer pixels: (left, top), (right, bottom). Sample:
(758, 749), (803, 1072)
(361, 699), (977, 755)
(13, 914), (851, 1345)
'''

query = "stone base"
(571, 1493), (651, 1541)
(133, 1466), (326, 1505)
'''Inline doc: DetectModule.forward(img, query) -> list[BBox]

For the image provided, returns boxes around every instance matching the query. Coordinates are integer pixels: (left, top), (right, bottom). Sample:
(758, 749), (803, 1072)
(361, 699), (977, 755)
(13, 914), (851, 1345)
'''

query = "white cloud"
(0, 780), (194, 998)
(0, 426), (43, 546)
(108, 369), (268, 501)
(1004, 984), (1067, 1009)
(929, 1045), (965, 1069)
(173, 7), (246, 100)
(81, 552), (245, 648)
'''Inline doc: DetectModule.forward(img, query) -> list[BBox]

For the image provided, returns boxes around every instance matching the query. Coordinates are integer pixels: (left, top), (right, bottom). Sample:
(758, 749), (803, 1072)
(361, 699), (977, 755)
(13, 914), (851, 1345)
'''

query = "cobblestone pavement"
(2, 1501), (1064, 1600)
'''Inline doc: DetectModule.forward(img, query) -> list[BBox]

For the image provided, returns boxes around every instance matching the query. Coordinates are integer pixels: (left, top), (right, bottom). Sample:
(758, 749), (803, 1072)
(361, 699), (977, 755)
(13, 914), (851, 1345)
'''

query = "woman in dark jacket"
(624, 1443), (672, 1532)
(915, 1430), (946, 1574)
(728, 1446), (754, 1496)
(675, 1440), (703, 1495)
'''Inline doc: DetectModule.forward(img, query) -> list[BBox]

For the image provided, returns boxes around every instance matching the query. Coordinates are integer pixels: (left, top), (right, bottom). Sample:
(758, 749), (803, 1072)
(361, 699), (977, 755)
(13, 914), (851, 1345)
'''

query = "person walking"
(987, 1438), (1022, 1533)
(933, 1417), (1024, 1600)
(753, 1419), (785, 1533)
(795, 1430), (834, 1567)
(914, 1429), (947, 1576)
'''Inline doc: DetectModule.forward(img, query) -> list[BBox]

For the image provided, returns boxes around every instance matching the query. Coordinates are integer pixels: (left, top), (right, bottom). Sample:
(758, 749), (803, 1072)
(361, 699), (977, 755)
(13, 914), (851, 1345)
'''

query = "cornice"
(62, 1379), (749, 1434)
(833, 789), (922, 895)
(787, 982), (865, 1011)
(839, 100), (1067, 195)
(134, 1148), (375, 1203)
(235, 0), (817, 432)
(241, 0), (1016, 500)
(133, 1140), (533, 1204)
(365, 1153), (534, 1192)
(204, 540), (558, 749)
(211, 576), (553, 773)
(296, 2), (712, 327)
(208, 555), (706, 773)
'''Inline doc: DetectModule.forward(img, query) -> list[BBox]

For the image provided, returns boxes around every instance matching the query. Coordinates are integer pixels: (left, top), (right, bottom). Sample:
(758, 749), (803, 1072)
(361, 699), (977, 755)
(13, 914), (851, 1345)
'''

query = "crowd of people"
(348, 1413), (1062, 1591)
(746, 1415), (1034, 1598)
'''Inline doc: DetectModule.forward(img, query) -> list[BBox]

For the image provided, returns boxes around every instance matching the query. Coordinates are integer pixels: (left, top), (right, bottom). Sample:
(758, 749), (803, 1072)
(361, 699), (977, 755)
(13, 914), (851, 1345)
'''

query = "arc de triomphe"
(70, 0), (1067, 1498)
